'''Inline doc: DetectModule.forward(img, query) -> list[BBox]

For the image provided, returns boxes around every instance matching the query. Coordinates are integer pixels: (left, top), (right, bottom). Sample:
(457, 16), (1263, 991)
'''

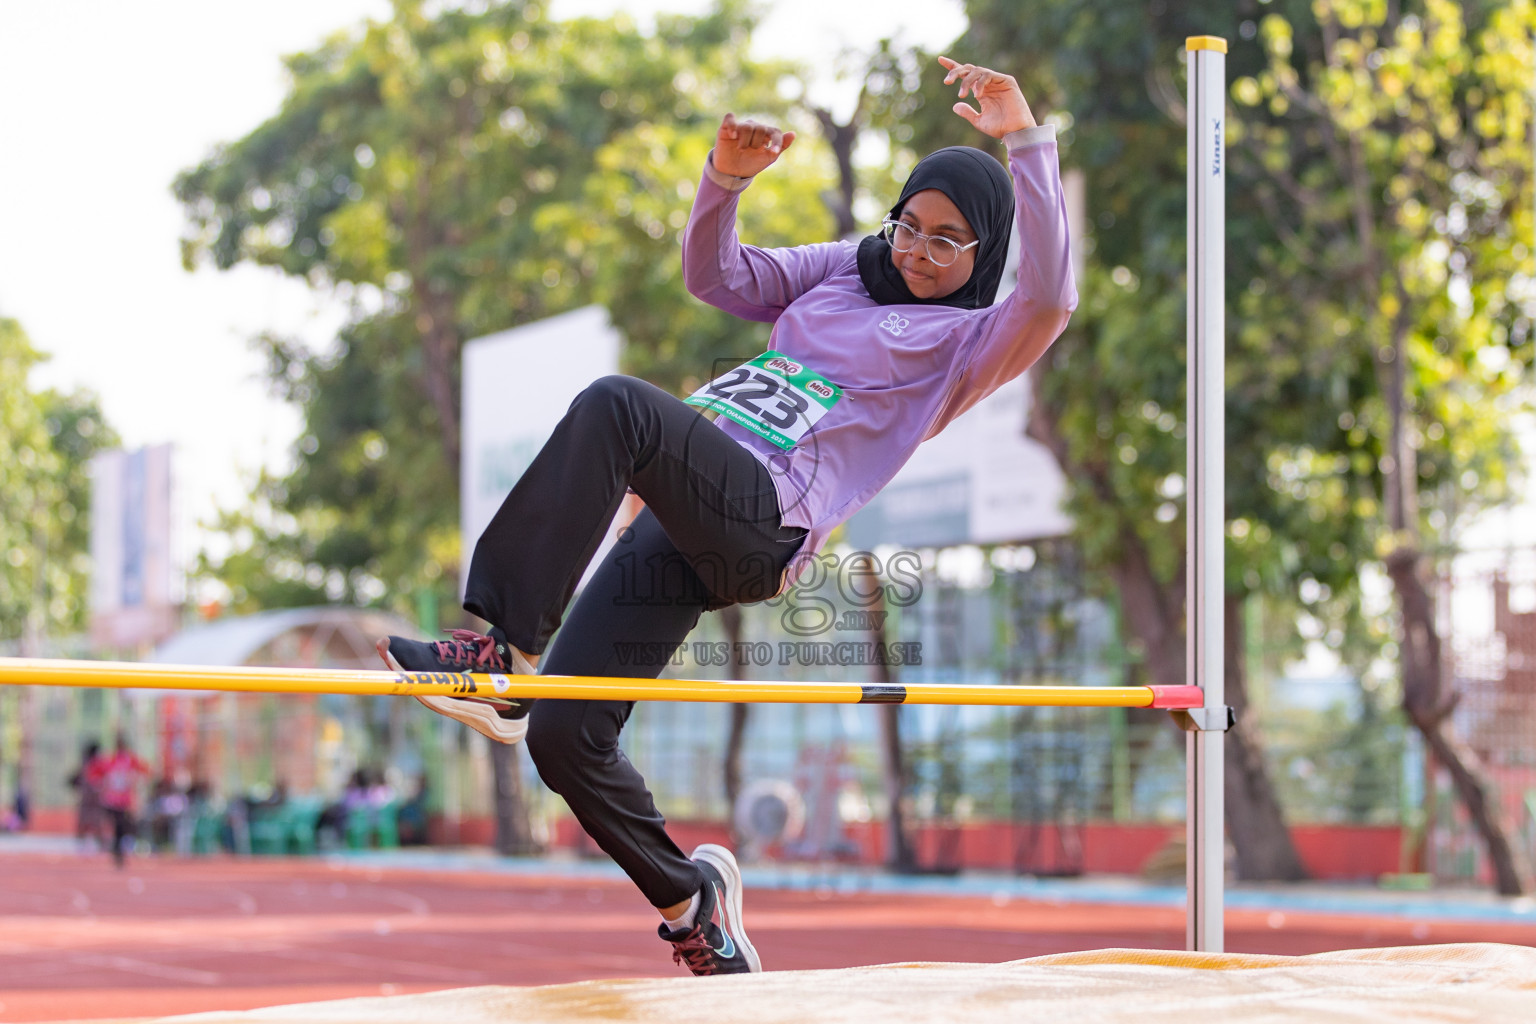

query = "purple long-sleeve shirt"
(682, 126), (1077, 582)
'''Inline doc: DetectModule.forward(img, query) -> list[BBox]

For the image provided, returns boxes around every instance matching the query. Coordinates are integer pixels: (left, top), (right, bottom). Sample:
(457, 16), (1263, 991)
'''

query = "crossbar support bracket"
(1172, 706), (1235, 733)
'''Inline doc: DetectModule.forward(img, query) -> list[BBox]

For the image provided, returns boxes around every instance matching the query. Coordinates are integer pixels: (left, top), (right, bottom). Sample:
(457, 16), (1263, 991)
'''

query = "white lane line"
(262, 946), (488, 984)
(67, 953), (222, 985)
(0, 956), (84, 980)
(406, 931), (659, 972)
(369, 887), (432, 916)
(231, 889), (259, 915)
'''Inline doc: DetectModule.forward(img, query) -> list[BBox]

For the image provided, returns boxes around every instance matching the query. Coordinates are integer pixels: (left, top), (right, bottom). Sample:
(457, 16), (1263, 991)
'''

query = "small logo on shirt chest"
(878, 312), (911, 337)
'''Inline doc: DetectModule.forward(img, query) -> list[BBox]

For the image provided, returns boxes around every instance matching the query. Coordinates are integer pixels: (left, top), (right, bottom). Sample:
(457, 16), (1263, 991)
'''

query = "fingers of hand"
(942, 61), (1013, 101)
(944, 61), (974, 90)
(720, 112), (739, 140)
(735, 119), (786, 153)
(978, 72), (1018, 98)
(964, 69), (999, 100)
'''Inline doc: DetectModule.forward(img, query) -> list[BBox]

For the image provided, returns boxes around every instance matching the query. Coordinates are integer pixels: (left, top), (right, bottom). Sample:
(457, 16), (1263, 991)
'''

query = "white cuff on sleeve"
(703, 150), (753, 192)
(1003, 124), (1058, 151)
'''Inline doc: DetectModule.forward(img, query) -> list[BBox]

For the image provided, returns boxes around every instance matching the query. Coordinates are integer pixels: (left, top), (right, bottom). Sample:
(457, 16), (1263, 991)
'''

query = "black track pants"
(463, 374), (806, 908)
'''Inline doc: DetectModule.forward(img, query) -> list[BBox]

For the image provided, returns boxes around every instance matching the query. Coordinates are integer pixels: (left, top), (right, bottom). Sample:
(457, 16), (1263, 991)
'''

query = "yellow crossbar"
(0, 657), (1202, 708)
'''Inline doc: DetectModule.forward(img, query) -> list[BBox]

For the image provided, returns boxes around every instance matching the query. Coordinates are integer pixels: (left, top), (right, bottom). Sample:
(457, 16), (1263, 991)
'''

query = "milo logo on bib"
(686, 350), (843, 450)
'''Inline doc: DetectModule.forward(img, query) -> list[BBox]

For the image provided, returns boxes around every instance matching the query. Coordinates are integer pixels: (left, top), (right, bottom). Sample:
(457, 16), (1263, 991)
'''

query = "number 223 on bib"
(685, 351), (842, 450)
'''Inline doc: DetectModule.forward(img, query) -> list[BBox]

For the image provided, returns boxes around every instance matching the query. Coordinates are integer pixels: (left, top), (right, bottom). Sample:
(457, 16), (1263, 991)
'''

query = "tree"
(1239, 0), (1536, 893)
(0, 317), (118, 648)
(178, 0), (836, 618)
(917, 0), (1536, 890)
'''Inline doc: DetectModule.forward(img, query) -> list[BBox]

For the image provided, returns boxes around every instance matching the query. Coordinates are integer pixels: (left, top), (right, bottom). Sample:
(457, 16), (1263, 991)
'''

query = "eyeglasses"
(880, 218), (980, 268)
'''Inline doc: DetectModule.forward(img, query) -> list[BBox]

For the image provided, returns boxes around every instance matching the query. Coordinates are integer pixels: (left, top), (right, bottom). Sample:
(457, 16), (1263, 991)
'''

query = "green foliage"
(922, 0), (1533, 677)
(194, 314), (464, 612)
(178, 0), (836, 615)
(1042, 263), (1189, 583)
(0, 318), (119, 641)
(1238, 0), (1535, 545)
(38, 387), (119, 632)
(1260, 668), (1409, 825)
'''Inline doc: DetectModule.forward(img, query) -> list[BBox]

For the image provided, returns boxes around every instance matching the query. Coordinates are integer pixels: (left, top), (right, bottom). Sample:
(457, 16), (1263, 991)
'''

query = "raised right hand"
(938, 56), (1035, 138)
(712, 113), (796, 178)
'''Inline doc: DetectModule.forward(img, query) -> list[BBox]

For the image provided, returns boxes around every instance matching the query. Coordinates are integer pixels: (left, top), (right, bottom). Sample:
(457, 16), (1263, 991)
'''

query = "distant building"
(89, 445), (177, 653)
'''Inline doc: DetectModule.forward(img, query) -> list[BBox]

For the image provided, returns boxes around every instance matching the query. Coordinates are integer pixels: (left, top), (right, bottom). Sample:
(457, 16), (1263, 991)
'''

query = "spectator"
(68, 741), (106, 853)
(317, 769), (367, 850)
(183, 779), (216, 855)
(148, 776), (189, 851)
(333, 768), (395, 849)
(363, 768), (396, 810)
(8, 782), (28, 831)
(397, 774), (430, 846)
(264, 780), (290, 810)
(87, 734), (151, 868)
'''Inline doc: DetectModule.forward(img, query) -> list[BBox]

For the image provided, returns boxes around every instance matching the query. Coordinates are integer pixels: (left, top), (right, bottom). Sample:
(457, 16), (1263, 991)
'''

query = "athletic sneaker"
(659, 844), (761, 976)
(376, 628), (535, 745)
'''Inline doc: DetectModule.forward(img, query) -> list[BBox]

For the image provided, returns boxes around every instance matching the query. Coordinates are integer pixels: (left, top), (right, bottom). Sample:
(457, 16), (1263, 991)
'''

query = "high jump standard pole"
(1185, 34), (1229, 953)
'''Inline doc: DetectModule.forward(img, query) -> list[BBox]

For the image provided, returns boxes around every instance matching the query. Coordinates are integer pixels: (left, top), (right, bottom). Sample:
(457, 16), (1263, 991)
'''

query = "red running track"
(2, 851), (1533, 1022)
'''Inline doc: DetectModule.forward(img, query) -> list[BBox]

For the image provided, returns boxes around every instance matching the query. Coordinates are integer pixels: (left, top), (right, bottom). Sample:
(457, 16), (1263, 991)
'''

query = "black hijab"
(856, 145), (1014, 310)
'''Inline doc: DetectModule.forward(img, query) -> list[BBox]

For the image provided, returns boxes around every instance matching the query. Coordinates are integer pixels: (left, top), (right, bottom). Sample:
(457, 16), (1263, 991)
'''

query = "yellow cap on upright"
(1186, 36), (1228, 53)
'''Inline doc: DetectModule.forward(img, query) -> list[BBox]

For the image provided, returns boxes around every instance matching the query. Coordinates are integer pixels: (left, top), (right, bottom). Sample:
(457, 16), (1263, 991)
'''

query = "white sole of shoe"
(377, 638), (530, 745)
(692, 843), (761, 972)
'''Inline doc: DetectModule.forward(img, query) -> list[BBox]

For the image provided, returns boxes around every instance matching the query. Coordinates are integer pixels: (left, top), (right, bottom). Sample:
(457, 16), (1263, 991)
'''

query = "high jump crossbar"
(0, 36), (1231, 953)
(0, 657), (1203, 709)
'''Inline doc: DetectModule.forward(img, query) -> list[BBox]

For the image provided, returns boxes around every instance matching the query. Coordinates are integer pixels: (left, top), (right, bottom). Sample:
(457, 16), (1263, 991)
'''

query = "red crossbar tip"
(1147, 685), (1205, 709)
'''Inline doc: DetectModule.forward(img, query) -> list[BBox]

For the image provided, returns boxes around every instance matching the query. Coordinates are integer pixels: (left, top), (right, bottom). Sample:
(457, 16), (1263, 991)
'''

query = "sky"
(0, 0), (967, 574)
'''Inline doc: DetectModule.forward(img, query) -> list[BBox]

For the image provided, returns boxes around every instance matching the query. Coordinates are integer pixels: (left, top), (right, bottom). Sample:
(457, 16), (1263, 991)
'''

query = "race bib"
(685, 351), (842, 450)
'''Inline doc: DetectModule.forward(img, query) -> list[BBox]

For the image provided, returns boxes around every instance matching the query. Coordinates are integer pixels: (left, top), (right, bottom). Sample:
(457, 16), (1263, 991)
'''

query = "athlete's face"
(889, 189), (977, 300)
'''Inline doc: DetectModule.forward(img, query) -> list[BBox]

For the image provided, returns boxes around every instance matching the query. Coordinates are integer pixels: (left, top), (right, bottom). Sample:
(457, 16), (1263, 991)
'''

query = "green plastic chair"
(341, 800), (401, 850)
(191, 810), (222, 855)
(248, 806), (286, 855)
(345, 806), (375, 850)
(375, 801), (400, 849)
(285, 797), (323, 855)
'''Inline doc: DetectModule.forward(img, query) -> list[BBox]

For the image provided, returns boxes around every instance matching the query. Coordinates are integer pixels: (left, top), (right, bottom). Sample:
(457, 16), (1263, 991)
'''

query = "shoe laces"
(668, 925), (719, 975)
(430, 629), (514, 672)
